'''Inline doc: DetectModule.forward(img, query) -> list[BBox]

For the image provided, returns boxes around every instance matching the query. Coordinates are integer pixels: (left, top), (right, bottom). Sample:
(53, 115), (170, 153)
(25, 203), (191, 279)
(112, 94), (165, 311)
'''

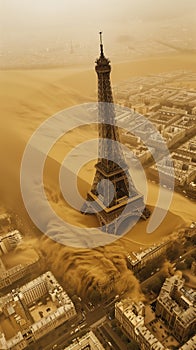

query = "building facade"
(115, 276), (196, 350)
(64, 331), (105, 350)
(0, 230), (22, 256)
(127, 240), (170, 272)
(156, 276), (196, 343)
(0, 258), (41, 290)
(115, 299), (167, 350)
(0, 272), (76, 350)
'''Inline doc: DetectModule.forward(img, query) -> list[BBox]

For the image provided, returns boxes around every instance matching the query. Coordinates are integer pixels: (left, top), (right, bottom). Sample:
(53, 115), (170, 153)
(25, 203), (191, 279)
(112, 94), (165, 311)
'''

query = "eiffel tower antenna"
(99, 31), (104, 56)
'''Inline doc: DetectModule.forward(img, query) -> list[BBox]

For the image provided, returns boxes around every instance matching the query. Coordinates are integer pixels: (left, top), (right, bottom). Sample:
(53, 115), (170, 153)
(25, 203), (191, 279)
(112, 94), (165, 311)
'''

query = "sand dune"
(0, 53), (195, 299)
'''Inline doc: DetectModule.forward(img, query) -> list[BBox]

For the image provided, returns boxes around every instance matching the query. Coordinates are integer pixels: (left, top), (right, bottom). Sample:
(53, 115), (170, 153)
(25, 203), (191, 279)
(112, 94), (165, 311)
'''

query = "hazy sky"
(1, 0), (196, 48)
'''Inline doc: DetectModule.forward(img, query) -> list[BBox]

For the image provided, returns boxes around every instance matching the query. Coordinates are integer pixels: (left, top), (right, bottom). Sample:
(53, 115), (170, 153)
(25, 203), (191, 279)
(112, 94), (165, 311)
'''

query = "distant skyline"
(1, 0), (196, 51)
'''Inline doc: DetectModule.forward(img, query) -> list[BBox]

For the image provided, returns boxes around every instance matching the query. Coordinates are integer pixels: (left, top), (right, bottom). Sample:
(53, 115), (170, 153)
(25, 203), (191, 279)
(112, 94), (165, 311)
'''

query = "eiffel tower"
(81, 33), (150, 234)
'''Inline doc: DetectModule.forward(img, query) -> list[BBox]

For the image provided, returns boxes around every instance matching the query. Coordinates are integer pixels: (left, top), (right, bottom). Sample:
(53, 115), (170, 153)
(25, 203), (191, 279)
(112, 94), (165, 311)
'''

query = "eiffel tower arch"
(81, 33), (150, 234)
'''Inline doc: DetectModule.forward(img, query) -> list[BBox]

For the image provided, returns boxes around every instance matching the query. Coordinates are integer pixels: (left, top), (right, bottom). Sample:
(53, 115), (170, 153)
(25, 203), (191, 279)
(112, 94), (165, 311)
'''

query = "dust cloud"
(0, 55), (195, 300)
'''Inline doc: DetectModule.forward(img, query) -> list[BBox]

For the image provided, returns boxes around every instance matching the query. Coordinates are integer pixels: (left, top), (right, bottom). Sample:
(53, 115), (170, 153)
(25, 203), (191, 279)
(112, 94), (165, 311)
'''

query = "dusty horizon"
(1, 0), (196, 69)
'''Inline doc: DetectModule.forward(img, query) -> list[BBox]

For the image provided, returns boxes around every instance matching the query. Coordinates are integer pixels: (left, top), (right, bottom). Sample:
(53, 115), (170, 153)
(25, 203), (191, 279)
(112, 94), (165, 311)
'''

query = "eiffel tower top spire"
(99, 31), (104, 57)
(96, 32), (111, 81)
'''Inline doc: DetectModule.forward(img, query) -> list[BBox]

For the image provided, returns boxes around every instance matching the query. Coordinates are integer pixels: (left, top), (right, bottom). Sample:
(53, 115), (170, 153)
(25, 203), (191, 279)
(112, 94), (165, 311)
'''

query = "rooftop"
(0, 272), (76, 348)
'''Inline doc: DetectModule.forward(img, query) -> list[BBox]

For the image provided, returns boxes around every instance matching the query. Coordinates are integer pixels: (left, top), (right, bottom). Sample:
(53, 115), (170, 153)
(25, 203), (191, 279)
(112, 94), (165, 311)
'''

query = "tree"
(190, 234), (196, 245)
(176, 262), (187, 270)
(151, 276), (164, 294)
(185, 256), (194, 269)
(139, 255), (165, 281)
(90, 289), (101, 304)
(182, 274), (190, 283)
(166, 242), (183, 261)
(111, 319), (116, 328)
(115, 327), (122, 337)
(191, 251), (196, 260)
(184, 241), (192, 250)
(121, 334), (129, 342)
(127, 340), (140, 350)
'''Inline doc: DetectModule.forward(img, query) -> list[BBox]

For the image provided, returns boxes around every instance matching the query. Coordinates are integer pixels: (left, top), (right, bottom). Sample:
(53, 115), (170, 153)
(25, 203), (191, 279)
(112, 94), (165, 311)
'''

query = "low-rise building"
(0, 230), (22, 255)
(127, 240), (170, 272)
(0, 213), (12, 233)
(115, 276), (195, 350)
(172, 115), (196, 137)
(178, 335), (196, 350)
(156, 276), (196, 343)
(0, 258), (41, 290)
(115, 299), (167, 350)
(148, 137), (196, 190)
(149, 106), (186, 128)
(0, 229), (42, 291)
(162, 125), (186, 148)
(64, 331), (105, 350)
(0, 272), (76, 349)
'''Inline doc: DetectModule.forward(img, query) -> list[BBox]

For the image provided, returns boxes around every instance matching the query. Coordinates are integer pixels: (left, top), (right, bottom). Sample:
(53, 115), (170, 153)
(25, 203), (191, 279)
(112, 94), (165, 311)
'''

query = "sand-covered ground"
(0, 53), (195, 300)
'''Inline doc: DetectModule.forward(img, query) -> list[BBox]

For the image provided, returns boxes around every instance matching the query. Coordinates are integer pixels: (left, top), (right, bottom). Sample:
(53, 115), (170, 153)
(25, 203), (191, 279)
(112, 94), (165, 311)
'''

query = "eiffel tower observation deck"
(81, 33), (150, 234)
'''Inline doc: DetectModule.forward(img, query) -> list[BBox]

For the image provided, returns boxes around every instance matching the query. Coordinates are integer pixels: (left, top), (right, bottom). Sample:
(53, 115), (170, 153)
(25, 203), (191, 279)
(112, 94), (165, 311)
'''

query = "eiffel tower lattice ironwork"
(81, 32), (150, 234)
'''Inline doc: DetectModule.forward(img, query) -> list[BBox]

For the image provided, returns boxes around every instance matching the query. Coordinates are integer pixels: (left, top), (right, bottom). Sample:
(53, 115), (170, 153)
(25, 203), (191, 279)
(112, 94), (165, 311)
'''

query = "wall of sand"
(0, 53), (195, 299)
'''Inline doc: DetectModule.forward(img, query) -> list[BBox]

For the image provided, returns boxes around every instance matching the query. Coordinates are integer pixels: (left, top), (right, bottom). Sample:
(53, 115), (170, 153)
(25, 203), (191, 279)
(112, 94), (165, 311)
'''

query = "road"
(99, 323), (128, 350)
(31, 296), (120, 350)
